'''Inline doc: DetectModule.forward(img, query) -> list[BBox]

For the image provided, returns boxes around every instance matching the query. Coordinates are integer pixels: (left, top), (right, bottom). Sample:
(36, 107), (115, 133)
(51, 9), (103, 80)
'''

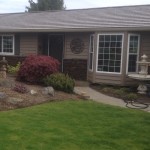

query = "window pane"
(99, 35), (104, 42)
(129, 47), (137, 54)
(104, 60), (109, 65)
(111, 35), (117, 41)
(104, 54), (109, 59)
(110, 42), (116, 47)
(98, 60), (103, 65)
(110, 48), (115, 53)
(99, 48), (104, 53)
(128, 35), (139, 73)
(105, 35), (110, 41)
(109, 67), (114, 72)
(116, 54), (121, 60)
(116, 42), (122, 48)
(103, 66), (108, 71)
(104, 42), (110, 47)
(98, 54), (103, 59)
(117, 35), (122, 42)
(116, 48), (121, 53)
(104, 48), (109, 53)
(99, 42), (104, 47)
(89, 54), (93, 70)
(128, 55), (137, 72)
(115, 67), (120, 72)
(89, 35), (94, 70)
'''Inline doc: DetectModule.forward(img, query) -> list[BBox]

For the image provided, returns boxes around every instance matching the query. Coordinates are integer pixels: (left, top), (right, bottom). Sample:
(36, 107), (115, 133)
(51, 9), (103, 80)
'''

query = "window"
(89, 35), (94, 71)
(0, 35), (14, 55)
(127, 34), (140, 73)
(97, 34), (123, 73)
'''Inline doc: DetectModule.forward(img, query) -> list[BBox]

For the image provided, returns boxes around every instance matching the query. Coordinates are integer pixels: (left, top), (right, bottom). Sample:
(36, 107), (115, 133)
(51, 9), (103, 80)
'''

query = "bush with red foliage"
(17, 55), (60, 83)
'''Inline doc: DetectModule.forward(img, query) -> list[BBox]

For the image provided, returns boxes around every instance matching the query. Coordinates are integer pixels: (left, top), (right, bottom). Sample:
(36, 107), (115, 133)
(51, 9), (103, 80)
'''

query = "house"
(0, 5), (150, 85)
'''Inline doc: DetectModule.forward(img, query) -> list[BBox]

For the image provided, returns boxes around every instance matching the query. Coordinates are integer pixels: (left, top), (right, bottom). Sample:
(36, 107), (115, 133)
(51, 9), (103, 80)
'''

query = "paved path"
(74, 86), (150, 112)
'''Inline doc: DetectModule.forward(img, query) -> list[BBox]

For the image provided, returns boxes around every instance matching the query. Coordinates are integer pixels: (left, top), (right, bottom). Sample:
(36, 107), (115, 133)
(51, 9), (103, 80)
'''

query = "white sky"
(0, 0), (150, 13)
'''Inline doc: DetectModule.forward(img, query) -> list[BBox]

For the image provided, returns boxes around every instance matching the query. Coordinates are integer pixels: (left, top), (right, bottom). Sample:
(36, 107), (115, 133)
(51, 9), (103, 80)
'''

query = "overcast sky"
(0, 0), (150, 13)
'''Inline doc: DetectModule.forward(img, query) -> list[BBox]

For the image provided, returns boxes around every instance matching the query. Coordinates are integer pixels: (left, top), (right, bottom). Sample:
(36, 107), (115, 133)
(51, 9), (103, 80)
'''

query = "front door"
(48, 34), (64, 71)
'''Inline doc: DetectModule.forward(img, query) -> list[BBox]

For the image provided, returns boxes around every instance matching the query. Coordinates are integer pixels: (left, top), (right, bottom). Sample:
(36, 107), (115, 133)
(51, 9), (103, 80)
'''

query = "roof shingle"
(0, 5), (150, 32)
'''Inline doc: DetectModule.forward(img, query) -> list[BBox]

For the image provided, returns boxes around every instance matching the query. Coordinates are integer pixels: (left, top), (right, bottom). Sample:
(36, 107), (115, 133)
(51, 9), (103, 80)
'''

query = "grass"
(0, 100), (150, 150)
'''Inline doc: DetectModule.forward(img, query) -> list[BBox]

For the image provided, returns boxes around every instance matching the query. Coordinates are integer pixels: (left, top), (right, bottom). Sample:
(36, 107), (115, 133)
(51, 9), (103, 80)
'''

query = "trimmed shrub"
(7, 62), (21, 75)
(43, 73), (75, 93)
(17, 55), (60, 83)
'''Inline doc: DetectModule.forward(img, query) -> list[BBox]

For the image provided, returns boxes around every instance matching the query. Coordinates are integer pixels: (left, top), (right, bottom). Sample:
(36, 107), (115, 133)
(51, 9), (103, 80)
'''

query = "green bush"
(123, 93), (138, 101)
(113, 89), (126, 96)
(43, 73), (75, 93)
(101, 87), (114, 93)
(7, 62), (21, 74)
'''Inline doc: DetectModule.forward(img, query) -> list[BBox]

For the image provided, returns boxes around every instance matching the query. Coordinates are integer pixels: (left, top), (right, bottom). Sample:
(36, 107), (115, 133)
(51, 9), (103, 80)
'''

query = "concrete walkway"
(74, 86), (150, 112)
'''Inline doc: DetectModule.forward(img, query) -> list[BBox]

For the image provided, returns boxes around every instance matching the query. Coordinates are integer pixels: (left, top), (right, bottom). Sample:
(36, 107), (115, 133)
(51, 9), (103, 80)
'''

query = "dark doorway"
(48, 34), (64, 71)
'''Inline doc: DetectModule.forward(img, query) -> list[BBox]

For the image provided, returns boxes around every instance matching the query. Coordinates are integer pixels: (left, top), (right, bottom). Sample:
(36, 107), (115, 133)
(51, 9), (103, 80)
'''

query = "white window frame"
(126, 34), (140, 74)
(88, 34), (94, 71)
(0, 35), (15, 55)
(96, 33), (124, 74)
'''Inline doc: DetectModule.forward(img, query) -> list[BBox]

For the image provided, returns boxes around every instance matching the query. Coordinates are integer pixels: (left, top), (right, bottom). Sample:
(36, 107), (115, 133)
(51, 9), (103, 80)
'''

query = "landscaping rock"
(0, 79), (15, 88)
(42, 87), (55, 96)
(30, 90), (38, 95)
(7, 97), (24, 104)
(0, 92), (7, 100)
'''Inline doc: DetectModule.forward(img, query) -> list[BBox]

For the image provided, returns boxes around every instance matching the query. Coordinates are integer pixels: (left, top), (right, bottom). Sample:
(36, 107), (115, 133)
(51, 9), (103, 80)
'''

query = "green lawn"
(0, 100), (150, 150)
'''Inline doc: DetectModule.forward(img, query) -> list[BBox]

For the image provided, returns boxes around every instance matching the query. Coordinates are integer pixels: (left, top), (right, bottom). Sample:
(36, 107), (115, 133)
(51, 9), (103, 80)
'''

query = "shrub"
(113, 89), (126, 96)
(7, 62), (21, 74)
(17, 55), (60, 83)
(12, 84), (28, 94)
(43, 73), (75, 93)
(123, 93), (138, 101)
(101, 87), (114, 93)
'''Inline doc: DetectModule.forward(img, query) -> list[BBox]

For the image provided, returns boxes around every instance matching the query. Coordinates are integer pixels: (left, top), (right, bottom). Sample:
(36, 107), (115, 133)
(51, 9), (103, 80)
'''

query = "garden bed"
(0, 76), (80, 111)
(90, 84), (150, 104)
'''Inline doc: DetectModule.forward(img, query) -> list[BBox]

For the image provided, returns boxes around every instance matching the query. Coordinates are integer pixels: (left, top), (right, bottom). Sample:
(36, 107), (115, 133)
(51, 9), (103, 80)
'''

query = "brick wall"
(0, 56), (26, 66)
(63, 59), (87, 80)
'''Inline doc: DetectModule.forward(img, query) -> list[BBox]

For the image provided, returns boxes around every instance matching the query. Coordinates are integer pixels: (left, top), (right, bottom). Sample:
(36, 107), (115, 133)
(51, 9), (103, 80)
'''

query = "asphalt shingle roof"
(0, 5), (150, 32)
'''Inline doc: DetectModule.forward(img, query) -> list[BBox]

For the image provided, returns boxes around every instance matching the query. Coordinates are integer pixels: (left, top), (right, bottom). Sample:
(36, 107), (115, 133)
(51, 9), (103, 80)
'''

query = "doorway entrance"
(48, 34), (64, 71)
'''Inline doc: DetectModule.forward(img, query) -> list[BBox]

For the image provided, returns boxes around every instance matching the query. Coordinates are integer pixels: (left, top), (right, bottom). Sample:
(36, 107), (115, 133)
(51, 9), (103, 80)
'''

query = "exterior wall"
(87, 71), (94, 82)
(20, 33), (38, 56)
(140, 32), (150, 61)
(63, 32), (91, 80)
(63, 59), (87, 80)
(64, 32), (91, 59)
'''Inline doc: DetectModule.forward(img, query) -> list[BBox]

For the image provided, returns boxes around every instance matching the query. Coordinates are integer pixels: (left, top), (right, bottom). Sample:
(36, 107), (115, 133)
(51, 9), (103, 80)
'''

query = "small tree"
(26, 0), (66, 12)
(17, 55), (60, 83)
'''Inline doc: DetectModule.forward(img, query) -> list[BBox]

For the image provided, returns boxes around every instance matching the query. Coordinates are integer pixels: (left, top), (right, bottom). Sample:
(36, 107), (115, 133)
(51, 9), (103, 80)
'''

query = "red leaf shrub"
(17, 55), (60, 83)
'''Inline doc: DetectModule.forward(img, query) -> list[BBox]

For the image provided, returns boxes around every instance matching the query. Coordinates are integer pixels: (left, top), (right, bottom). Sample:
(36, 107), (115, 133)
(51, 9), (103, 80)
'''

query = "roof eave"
(0, 27), (150, 33)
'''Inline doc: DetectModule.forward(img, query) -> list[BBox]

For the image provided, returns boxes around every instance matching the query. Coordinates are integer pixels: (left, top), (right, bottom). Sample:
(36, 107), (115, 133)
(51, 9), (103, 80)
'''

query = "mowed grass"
(0, 100), (150, 150)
